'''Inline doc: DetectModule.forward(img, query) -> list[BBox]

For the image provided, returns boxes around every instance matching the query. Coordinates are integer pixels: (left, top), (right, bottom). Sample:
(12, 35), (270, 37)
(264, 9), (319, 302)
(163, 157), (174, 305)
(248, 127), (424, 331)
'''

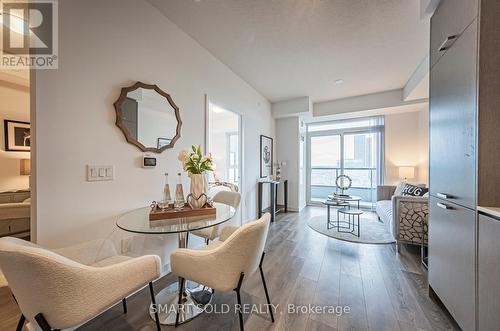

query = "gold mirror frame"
(113, 81), (182, 153)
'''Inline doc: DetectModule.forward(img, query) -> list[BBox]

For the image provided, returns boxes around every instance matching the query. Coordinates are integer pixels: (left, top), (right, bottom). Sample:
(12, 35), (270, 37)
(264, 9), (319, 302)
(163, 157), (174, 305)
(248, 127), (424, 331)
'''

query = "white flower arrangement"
(178, 145), (214, 175)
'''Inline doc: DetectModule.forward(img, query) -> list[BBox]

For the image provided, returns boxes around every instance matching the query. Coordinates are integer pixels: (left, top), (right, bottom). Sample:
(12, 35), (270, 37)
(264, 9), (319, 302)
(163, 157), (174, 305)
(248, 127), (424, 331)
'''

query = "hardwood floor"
(0, 207), (458, 331)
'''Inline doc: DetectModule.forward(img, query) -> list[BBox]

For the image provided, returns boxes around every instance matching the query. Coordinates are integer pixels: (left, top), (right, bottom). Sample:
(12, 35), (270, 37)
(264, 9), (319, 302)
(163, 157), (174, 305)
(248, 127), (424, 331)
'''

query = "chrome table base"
(149, 281), (213, 325)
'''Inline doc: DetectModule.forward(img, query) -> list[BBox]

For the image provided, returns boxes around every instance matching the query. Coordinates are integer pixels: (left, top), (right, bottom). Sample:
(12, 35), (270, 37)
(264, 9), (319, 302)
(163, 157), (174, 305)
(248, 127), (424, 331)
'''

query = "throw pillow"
(393, 181), (407, 196)
(401, 183), (428, 197)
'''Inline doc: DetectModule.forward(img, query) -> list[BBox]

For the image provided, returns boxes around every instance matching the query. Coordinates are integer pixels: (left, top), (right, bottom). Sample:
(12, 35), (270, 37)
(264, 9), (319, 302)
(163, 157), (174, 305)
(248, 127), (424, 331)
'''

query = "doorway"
(205, 99), (243, 224)
(0, 68), (31, 241)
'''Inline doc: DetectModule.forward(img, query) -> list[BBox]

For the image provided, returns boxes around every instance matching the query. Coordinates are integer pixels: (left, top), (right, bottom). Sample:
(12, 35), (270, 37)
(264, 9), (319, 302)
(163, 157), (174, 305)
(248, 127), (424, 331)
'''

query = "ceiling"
(149, 0), (430, 103)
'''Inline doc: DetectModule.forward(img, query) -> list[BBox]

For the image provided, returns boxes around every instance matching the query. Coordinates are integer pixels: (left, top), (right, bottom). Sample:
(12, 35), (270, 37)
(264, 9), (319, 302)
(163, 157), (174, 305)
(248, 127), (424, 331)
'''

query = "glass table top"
(116, 203), (236, 234)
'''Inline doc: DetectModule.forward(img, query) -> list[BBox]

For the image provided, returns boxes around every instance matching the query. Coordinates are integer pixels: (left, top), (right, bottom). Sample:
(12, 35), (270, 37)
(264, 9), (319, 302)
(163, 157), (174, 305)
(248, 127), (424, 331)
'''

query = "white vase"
(188, 174), (206, 209)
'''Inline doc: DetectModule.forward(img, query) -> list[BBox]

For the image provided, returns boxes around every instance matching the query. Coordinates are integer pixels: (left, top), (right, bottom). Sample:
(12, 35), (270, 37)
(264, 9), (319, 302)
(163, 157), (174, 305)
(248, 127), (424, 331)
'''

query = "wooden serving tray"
(149, 203), (216, 221)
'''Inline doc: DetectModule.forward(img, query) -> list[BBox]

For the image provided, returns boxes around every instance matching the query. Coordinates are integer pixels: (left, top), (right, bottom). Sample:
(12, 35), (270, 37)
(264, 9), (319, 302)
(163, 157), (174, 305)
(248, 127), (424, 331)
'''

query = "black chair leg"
(35, 313), (58, 331)
(122, 298), (127, 314)
(205, 238), (210, 245)
(233, 272), (245, 331)
(148, 282), (161, 331)
(16, 314), (25, 331)
(259, 252), (275, 323)
(175, 277), (185, 327)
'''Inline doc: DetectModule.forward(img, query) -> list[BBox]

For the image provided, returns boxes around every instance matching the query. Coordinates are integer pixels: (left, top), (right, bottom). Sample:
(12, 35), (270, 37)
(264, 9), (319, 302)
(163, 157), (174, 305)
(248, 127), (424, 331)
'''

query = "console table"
(257, 180), (288, 222)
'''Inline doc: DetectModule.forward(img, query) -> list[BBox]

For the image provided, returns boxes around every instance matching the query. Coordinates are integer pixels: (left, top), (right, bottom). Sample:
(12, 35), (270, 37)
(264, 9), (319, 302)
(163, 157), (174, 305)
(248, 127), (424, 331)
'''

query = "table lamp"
(399, 166), (415, 181)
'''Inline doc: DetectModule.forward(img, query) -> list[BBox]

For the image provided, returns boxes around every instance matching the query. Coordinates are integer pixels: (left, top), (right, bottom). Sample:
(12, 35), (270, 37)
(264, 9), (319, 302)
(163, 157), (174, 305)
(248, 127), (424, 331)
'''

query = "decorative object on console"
(335, 174), (352, 195)
(260, 135), (273, 178)
(114, 81), (182, 153)
(275, 163), (281, 181)
(178, 145), (214, 209)
(398, 166), (415, 181)
(4, 120), (30, 152)
(274, 161), (285, 181)
(400, 183), (428, 197)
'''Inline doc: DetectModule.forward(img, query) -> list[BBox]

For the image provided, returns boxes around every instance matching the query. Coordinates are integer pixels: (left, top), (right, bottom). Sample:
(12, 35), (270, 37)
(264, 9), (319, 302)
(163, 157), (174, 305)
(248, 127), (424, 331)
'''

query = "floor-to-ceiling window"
(306, 117), (384, 208)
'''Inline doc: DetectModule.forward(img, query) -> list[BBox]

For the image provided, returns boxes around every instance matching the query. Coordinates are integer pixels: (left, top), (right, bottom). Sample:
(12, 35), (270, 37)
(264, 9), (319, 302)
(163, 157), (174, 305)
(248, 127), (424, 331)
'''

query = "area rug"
(307, 213), (395, 244)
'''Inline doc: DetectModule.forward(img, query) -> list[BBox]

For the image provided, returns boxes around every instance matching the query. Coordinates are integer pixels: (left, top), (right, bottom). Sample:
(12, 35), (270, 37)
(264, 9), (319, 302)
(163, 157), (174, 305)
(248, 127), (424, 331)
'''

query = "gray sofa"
(376, 185), (428, 252)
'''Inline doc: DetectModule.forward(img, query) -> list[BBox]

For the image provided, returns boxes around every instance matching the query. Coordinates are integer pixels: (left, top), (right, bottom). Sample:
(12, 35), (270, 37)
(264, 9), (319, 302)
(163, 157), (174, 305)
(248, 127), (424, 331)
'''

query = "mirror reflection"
(115, 83), (181, 152)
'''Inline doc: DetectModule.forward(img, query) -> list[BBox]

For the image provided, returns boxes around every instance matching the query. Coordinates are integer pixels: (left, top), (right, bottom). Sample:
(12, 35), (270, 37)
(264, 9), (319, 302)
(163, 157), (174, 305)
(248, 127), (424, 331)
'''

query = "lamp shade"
(20, 159), (30, 176)
(399, 166), (415, 180)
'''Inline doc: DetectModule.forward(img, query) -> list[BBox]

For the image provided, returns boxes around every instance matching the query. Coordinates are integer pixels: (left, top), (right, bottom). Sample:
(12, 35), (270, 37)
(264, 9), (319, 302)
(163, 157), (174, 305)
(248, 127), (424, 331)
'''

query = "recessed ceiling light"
(335, 79), (344, 84)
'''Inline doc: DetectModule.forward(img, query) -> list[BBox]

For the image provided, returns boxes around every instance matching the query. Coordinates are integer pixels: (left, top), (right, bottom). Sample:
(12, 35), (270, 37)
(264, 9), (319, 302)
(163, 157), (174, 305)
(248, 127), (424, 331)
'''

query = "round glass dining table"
(116, 202), (235, 325)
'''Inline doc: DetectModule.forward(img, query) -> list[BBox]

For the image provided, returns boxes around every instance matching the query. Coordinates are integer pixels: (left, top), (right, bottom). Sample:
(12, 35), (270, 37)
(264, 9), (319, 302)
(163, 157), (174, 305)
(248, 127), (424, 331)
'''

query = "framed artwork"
(157, 137), (172, 149)
(4, 120), (30, 152)
(260, 135), (273, 178)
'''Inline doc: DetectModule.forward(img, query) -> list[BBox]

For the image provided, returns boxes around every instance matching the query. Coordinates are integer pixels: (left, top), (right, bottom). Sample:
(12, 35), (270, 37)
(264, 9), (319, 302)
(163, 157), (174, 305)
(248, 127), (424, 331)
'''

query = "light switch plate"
(87, 165), (115, 182)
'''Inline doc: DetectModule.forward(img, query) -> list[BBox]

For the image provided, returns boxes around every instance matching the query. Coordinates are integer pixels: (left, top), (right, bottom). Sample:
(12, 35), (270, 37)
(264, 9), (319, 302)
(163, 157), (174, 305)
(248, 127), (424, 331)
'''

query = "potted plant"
(178, 145), (214, 209)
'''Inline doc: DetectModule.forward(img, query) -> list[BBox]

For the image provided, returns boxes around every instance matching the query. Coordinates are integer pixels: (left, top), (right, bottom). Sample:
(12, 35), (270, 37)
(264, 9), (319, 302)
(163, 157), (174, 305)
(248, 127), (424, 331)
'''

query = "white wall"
(417, 107), (429, 184)
(34, 0), (273, 248)
(275, 117), (306, 211)
(384, 108), (429, 185)
(0, 85), (30, 191)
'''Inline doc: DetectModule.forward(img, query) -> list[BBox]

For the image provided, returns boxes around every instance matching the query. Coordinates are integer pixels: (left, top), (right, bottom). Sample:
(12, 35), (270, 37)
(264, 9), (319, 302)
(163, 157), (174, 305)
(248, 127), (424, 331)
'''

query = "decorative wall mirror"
(114, 82), (182, 153)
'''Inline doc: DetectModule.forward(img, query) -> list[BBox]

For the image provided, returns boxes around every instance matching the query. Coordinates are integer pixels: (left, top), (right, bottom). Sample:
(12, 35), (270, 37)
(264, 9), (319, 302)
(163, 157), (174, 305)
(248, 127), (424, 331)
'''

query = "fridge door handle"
(437, 202), (453, 210)
(437, 193), (452, 199)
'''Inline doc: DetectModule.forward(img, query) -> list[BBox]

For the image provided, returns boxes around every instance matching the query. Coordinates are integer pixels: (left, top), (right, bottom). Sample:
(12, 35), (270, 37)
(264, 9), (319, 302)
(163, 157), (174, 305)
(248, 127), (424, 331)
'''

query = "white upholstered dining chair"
(171, 212), (273, 331)
(191, 190), (241, 244)
(0, 237), (162, 331)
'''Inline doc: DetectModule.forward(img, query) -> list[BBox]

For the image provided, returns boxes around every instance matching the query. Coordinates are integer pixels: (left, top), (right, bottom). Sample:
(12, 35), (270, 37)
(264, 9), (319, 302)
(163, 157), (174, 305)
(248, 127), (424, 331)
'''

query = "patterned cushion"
(401, 183), (428, 197)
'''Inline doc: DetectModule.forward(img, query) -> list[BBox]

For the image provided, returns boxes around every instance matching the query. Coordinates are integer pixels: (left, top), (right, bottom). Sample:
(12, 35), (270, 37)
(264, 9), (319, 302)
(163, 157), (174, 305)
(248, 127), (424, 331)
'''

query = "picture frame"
(4, 120), (30, 152)
(260, 135), (273, 178)
(157, 137), (172, 149)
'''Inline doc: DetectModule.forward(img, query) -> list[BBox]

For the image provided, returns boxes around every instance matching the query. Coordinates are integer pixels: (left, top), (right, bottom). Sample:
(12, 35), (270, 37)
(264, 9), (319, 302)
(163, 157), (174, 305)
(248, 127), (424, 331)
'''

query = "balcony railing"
(310, 167), (378, 204)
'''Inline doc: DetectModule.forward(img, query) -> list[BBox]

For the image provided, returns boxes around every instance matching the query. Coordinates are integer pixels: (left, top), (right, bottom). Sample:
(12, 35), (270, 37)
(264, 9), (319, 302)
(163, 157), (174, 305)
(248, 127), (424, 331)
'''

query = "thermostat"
(143, 154), (157, 168)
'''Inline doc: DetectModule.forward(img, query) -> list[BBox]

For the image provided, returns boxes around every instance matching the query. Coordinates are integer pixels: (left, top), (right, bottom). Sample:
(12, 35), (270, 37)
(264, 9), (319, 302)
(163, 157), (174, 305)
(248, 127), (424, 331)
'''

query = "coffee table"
(324, 199), (350, 229)
(337, 208), (363, 237)
(327, 195), (362, 209)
